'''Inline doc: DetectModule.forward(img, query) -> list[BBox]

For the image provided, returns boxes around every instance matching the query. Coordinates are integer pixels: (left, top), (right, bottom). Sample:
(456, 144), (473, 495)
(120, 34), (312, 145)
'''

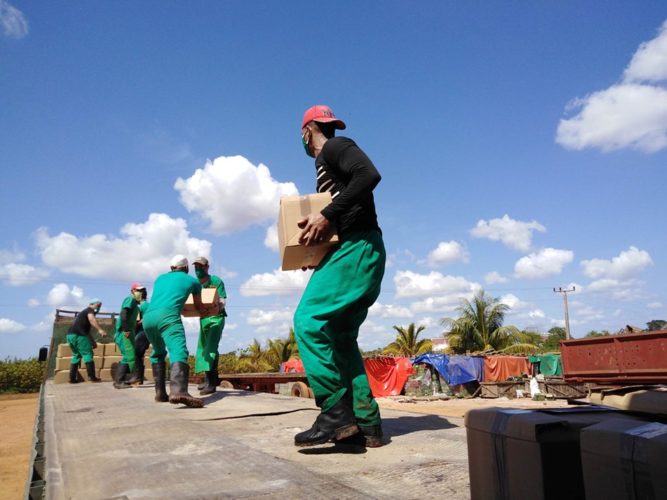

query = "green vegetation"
(441, 290), (536, 354)
(383, 323), (432, 356)
(0, 358), (44, 393)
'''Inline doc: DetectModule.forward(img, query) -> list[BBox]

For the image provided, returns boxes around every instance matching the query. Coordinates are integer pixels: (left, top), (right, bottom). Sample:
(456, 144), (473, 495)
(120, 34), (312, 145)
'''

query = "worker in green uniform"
(192, 256), (227, 395)
(113, 282), (145, 389)
(293, 105), (386, 448)
(142, 255), (207, 408)
(67, 299), (108, 383)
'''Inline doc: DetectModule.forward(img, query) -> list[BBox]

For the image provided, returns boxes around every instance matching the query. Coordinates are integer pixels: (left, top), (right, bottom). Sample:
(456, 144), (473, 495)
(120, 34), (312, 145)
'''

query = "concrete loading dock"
(42, 381), (471, 499)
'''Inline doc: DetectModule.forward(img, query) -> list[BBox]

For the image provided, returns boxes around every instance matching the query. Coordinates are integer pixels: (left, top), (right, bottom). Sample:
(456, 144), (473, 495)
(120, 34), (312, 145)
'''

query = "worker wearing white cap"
(141, 255), (206, 408)
(66, 299), (108, 383)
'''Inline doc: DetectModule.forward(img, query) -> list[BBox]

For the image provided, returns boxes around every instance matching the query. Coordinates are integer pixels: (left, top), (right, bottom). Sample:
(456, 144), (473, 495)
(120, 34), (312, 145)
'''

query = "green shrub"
(0, 358), (44, 393)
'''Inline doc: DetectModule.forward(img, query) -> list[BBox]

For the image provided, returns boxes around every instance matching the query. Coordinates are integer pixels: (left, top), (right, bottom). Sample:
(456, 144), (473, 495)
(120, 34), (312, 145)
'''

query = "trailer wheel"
(291, 381), (309, 398)
(220, 380), (234, 389)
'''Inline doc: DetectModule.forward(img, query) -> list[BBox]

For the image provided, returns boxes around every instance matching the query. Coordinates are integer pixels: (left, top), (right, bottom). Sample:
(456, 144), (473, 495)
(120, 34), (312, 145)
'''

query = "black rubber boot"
(86, 361), (102, 382)
(69, 363), (80, 384)
(199, 368), (218, 395)
(337, 423), (384, 448)
(135, 357), (145, 385)
(294, 398), (359, 447)
(125, 363), (142, 386)
(113, 363), (131, 389)
(168, 362), (203, 408)
(152, 362), (168, 402)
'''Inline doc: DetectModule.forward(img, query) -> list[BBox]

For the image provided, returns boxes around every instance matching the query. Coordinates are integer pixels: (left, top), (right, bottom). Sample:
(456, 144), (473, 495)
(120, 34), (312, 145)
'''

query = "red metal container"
(561, 330), (667, 383)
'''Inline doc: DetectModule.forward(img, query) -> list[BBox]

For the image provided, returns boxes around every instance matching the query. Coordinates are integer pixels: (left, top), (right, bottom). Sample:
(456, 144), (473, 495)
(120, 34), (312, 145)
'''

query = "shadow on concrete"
(298, 442), (368, 455)
(383, 414), (457, 438)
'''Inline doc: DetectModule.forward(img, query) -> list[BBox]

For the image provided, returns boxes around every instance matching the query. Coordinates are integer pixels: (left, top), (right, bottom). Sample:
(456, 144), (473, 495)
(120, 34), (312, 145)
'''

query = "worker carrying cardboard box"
(293, 105), (386, 448)
(192, 256), (228, 396)
(142, 255), (208, 408)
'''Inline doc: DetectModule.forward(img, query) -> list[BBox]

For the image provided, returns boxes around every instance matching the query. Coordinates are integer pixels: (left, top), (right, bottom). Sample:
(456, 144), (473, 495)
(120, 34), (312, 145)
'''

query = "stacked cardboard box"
(464, 407), (649, 500)
(53, 343), (158, 383)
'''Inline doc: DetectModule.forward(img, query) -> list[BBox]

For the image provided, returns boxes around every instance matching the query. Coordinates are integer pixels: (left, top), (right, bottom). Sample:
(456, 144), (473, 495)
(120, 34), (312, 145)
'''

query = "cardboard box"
(465, 407), (645, 500)
(580, 418), (667, 500)
(57, 343), (72, 357)
(182, 288), (220, 317)
(278, 193), (339, 271)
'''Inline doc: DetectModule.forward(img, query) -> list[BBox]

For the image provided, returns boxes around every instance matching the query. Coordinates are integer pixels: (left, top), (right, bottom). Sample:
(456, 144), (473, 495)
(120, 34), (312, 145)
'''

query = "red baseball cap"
(131, 282), (145, 291)
(301, 105), (346, 130)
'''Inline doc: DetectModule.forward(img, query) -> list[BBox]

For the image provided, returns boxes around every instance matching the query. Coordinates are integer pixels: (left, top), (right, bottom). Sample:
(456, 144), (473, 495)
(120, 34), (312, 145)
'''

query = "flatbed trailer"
(219, 372), (312, 397)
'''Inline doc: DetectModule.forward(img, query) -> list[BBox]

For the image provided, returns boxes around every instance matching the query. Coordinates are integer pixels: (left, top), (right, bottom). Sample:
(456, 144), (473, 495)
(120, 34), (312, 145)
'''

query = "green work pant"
(195, 315), (225, 373)
(142, 309), (189, 365)
(114, 330), (136, 372)
(293, 230), (385, 427)
(67, 333), (94, 364)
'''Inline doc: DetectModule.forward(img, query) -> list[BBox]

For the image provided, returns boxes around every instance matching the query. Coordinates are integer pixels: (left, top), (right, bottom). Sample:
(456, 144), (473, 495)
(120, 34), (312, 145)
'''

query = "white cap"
(170, 254), (188, 268)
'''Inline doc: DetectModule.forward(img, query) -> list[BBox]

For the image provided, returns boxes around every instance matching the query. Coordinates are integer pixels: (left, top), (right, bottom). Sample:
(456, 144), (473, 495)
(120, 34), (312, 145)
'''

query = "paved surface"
(44, 381), (470, 499)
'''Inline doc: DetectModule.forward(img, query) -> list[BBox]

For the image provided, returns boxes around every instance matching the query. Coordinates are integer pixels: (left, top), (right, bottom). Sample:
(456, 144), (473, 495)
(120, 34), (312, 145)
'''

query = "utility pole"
(553, 286), (575, 340)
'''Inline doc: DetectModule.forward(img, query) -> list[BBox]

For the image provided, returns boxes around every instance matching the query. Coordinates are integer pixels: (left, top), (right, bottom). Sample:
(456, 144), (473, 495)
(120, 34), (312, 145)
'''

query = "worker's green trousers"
(114, 331), (136, 372)
(66, 333), (94, 363)
(293, 230), (385, 427)
(195, 316), (225, 373)
(142, 308), (189, 365)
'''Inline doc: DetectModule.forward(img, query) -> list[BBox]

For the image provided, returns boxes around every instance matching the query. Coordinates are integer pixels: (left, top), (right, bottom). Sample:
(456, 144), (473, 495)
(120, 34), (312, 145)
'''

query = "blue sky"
(2, 1), (666, 359)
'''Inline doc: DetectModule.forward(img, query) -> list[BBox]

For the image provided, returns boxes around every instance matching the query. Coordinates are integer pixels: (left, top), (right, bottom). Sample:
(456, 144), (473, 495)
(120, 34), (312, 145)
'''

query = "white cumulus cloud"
(484, 271), (509, 284)
(470, 214), (545, 252)
(556, 20), (667, 153)
(35, 213), (211, 281)
(368, 302), (413, 319)
(174, 155), (298, 235)
(393, 270), (480, 299)
(426, 241), (469, 266)
(240, 269), (310, 297)
(1, 0), (28, 38)
(581, 246), (653, 280)
(264, 224), (279, 252)
(0, 249), (49, 286)
(514, 248), (574, 280)
(45, 283), (87, 309)
(0, 318), (26, 334)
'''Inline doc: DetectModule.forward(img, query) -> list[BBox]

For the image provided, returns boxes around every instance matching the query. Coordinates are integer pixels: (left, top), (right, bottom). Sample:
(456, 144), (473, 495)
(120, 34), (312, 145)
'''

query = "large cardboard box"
(182, 288), (220, 317)
(580, 418), (667, 500)
(278, 193), (339, 271)
(465, 407), (645, 500)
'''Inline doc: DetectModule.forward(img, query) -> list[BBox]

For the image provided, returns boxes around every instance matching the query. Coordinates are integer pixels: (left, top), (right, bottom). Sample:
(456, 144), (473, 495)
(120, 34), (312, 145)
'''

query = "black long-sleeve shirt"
(316, 137), (381, 236)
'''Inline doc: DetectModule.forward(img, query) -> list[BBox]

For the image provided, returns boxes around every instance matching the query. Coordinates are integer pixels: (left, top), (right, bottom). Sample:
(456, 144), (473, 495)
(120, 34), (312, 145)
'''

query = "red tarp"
(281, 359), (305, 373)
(364, 357), (413, 397)
(483, 356), (532, 382)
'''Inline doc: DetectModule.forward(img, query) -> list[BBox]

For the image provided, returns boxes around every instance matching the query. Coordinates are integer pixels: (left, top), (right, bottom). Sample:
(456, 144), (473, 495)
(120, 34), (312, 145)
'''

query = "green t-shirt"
(150, 271), (202, 317)
(115, 295), (140, 334)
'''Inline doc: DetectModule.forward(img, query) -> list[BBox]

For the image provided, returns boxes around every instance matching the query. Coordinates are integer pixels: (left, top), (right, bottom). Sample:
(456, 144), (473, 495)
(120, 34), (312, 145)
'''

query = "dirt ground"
(376, 394), (579, 418)
(0, 393), (39, 500)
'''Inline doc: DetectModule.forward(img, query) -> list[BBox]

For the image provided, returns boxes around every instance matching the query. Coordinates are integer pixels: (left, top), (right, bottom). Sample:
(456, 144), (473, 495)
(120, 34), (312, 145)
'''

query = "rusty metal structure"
(561, 330), (667, 384)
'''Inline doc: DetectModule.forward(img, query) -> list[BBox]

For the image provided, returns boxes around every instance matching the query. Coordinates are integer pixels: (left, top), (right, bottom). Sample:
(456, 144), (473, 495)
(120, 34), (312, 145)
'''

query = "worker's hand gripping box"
(182, 288), (220, 317)
(278, 193), (339, 271)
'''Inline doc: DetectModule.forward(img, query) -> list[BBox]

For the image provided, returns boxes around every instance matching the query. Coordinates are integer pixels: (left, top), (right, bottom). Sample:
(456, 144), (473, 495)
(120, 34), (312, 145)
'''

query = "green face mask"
(301, 133), (311, 157)
(195, 268), (207, 279)
(94, 307), (100, 314)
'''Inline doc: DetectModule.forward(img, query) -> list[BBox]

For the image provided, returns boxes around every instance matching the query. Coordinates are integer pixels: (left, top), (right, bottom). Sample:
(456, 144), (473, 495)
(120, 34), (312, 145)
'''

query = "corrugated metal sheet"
(561, 330), (667, 383)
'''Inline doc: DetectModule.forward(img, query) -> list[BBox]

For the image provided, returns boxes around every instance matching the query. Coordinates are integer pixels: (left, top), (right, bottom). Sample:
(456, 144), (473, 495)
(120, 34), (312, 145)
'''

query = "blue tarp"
(412, 354), (485, 385)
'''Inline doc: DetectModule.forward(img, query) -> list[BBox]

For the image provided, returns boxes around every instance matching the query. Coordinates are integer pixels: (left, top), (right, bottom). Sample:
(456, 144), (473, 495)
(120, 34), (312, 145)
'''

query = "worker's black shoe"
(69, 363), (80, 384)
(113, 363), (131, 389)
(127, 359), (143, 385)
(86, 361), (102, 382)
(294, 399), (359, 447)
(152, 361), (168, 402)
(169, 362), (204, 408)
(336, 424), (384, 448)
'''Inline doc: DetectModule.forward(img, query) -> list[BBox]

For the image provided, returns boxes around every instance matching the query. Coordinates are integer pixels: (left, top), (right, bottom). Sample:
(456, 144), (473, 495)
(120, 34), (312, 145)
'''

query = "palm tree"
(383, 323), (432, 357)
(441, 290), (534, 354)
(263, 328), (300, 370)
